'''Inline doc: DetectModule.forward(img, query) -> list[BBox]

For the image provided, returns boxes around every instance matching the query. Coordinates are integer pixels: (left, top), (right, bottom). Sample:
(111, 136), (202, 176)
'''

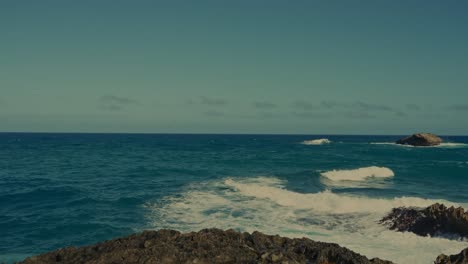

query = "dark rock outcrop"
(396, 133), (443, 146)
(19, 228), (393, 264)
(435, 247), (468, 264)
(380, 203), (468, 239)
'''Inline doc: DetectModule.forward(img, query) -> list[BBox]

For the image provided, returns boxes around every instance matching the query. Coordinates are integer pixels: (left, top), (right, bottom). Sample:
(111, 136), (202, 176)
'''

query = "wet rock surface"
(435, 247), (468, 264)
(19, 228), (393, 264)
(381, 203), (468, 239)
(396, 133), (443, 146)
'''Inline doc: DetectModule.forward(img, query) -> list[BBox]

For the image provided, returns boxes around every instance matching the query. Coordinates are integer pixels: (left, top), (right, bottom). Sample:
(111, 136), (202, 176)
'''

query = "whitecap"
(301, 138), (331, 145)
(320, 166), (394, 182)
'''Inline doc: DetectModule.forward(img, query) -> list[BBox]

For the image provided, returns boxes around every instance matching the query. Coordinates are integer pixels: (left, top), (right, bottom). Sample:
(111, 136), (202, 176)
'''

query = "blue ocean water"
(1, 133), (468, 263)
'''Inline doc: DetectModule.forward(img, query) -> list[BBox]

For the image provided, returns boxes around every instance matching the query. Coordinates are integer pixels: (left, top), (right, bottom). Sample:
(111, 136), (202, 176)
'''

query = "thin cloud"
(292, 100), (395, 113)
(406, 104), (421, 111)
(199, 96), (228, 106)
(98, 95), (138, 111)
(320, 101), (343, 109)
(395, 111), (407, 117)
(352, 101), (394, 112)
(291, 100), (317, 110)
(253, 101), (278, 109)
(448, 104), (468, 111)
(344, 111), (376, 119)
(292, 112), (331, 118)
(203, 110), (225, 117)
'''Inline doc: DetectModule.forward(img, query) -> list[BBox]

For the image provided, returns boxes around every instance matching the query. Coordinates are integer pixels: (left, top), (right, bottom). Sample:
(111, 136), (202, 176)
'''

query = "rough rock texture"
(19, 228), (393, 264)
(380, 203), (468, 239)
(435, 247), (468, 264)
(395, 133), (443, 146)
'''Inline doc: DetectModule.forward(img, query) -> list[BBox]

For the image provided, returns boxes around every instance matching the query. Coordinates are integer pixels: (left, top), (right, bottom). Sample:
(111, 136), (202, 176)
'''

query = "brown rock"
(380, 203), (468, 239)
(19, 228), (393, 264)
(435, 247), (468, 264)
(396, 133), (443, 146)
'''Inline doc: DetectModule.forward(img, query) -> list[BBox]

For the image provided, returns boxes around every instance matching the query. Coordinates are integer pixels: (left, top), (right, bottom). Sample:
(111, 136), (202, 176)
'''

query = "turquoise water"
(1, 133), (468, 263)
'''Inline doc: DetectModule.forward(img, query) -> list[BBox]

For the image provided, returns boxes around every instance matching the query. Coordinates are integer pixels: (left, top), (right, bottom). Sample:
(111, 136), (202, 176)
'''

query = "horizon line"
(0, 131), (467, 137)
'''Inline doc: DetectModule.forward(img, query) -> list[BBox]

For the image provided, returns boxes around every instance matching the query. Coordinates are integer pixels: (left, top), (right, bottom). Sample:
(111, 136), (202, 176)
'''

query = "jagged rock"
(380, 203), (468, 239)
(19, 228), (393, 264)
(396, 133), (443, 146)
(435, 247), (468, 264)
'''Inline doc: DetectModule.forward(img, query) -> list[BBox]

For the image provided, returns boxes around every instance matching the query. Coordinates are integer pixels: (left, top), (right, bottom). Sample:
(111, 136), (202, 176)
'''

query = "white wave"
(146, 177), (468, 264)
(371, 142), (468, 148)
(224, 177), (454, 214)
(301, 138), (331, 145)
(437, 142), (468, 148)
(320, 166), (394, 182)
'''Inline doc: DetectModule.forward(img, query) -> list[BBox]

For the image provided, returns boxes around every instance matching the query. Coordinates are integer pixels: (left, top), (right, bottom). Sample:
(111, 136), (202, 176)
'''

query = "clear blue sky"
(1, 1), (467, 134)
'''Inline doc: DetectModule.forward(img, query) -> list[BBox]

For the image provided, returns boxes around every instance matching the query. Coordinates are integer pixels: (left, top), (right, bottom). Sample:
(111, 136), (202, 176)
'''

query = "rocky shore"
(18, 203), (468, 264)
(20, 228), (393, 264)
(435, 248), (468, 264)
(380, 203), (468, 239)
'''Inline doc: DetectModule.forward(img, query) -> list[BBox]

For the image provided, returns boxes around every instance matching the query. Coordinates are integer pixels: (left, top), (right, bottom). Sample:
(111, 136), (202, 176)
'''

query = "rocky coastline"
(18, 203), (468, 264)
(20, 229), (392, 264)
(380, 203), (468, 239)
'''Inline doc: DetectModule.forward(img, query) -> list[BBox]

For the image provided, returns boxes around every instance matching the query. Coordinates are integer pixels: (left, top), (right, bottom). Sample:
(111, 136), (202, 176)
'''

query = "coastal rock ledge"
(435, 247), (468, 264)
(380, 203), (468, 239)
(20, 228), (393, 264)
(395, 133), (443, 146)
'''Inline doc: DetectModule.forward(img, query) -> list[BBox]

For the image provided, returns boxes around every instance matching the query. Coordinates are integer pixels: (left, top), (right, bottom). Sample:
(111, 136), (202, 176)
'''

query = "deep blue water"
(1, 133), (468, 263)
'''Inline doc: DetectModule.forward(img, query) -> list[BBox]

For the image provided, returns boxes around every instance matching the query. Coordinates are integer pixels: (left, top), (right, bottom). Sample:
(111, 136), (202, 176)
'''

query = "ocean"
(1, 133), (468, 263)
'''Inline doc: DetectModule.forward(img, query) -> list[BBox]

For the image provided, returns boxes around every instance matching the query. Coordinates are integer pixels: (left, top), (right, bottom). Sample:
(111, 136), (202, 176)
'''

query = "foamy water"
(147, 176), (468, 264)
(320, 166), (394, 181)
(371, 142), (468, 148)
(301, 138), (331, 145)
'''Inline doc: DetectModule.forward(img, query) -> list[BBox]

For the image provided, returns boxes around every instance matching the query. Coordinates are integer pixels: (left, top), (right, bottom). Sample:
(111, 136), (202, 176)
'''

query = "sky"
(1, 0), (467, 135)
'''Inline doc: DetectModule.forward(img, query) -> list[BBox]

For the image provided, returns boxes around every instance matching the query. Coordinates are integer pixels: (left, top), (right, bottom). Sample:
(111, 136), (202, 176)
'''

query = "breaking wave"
(320, 166), (394, 182)
(301, 139), (331, 145)
(146, 176), (468, 264)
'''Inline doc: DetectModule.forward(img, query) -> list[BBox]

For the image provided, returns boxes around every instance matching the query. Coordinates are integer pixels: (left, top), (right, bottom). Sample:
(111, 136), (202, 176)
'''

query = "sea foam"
(371, 142), (468, 148)
(146, 177), (468, 264)
(301, 138), (331, 145)
(320, 166), (394, 182)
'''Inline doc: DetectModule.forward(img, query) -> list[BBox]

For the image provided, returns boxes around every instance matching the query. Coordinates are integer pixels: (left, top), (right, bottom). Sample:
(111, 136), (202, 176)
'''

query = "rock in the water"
(19, 228), (393, 264)
(380, 203), (468, 239)
(396, 133), (443, 146)
(435, 247), (468, 264)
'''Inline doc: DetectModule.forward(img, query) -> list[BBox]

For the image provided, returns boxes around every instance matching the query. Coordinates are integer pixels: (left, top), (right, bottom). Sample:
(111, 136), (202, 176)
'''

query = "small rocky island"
(380, 203), (468, 239)
(20, 229), (393, 264)
(396, 133), (443, 146)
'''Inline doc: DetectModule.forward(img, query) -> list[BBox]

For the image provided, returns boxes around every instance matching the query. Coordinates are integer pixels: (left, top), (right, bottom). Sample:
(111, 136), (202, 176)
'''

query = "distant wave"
(320, 166), (394, 182)
(301, 138), (331, 145)
(147, 176), (468, 264)
(370, 142), (468, 148)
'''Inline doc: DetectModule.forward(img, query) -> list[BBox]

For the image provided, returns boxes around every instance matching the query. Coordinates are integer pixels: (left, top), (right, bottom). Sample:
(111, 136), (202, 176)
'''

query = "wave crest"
(320, 166), (394, 182)
(301, 138), (331, 145)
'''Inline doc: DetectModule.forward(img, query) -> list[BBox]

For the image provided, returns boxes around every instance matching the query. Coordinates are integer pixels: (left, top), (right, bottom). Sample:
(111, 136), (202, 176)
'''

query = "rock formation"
(20, 228), (393, 264)
(435, 247), (468, 264)
(396, 133), (443, 146)
(380, 203), (468, 239)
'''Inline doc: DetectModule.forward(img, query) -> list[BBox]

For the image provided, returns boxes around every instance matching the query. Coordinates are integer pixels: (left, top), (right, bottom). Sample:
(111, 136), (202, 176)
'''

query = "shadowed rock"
(380, 203), (468, 239)
(396, 133), (443, 146)
(435, 247), (468, 264)
(19, 228), (393, 264)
